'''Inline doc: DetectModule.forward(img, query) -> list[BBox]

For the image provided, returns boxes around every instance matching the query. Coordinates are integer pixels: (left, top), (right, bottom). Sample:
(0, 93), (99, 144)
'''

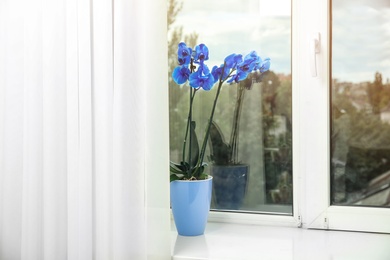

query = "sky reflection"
(172, 0), (390, 83)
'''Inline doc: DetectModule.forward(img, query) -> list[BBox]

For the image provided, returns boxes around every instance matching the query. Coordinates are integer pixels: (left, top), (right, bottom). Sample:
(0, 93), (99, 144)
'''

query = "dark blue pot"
(211, 164), (249, 210)
(170, 176), (213, 236)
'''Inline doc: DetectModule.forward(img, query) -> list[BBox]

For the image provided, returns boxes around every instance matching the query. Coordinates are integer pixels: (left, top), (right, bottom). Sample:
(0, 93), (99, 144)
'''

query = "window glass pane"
(331, 0), (390, 207)
(168, 0), (292, 214)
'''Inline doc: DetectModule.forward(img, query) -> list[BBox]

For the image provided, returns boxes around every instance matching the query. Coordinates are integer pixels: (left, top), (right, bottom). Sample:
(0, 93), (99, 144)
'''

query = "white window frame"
(206, 0), (390, 233)
(300, 0), (390, 234)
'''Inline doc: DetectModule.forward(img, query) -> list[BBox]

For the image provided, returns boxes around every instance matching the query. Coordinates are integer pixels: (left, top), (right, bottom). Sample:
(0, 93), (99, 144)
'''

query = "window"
(168, 0), (293, 216)
(302, 0), (390, 233)
(331, 0), (390, 208)
(168, 0), (390, 232)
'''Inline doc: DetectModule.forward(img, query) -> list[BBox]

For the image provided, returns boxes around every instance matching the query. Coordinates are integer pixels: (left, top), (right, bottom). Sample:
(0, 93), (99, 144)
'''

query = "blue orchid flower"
(226, 53), (256, 83)
(224, 53), (242, 70)
(189, 64), (215, 91)
(172, 65), (191, 85)
(245, 51), (260, 61)
(193, 44), (209, 64)
(259, 57), (271, 73)
(211, 65), (229, 83)
(239, 51), (260, 72)
(227, 70), (250, 83)
(174, 43), (271, 91)
(244, 51), (261, 70)
(226, 51), (269, 83)
(177, 42), (192, 66)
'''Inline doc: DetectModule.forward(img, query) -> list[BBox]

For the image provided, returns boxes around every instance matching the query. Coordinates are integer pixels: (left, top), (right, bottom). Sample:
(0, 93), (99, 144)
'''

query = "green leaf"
(198, 173), (209, 180)
(192, 162), (208, 179)
(170, 161), (188, 173)
(170, 165), (183, 175)
(170, 173), (183, 182)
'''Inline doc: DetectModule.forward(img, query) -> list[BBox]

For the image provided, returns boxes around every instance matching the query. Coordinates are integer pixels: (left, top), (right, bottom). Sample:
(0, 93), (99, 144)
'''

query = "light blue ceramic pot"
(170, 176), (213, 236)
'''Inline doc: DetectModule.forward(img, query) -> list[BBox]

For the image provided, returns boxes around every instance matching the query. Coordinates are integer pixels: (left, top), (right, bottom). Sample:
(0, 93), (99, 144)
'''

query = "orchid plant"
(170, 42), (270, 181)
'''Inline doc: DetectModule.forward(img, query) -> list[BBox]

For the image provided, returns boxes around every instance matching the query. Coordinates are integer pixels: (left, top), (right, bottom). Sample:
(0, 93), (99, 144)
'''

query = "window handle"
(310, 33), (320, 77)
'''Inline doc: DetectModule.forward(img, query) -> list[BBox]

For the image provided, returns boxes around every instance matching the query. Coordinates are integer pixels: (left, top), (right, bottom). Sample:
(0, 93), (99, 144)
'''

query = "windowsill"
(171, 221), (390, 259)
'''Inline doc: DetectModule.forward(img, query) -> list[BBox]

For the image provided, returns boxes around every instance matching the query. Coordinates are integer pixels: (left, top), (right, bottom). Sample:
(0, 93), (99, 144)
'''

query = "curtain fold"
(113, 0), (150, 258)
(91, 0), (114, 259)
(1, 1), (25, 259)
(21, 0), (44, 259)
(0, 0), (170, 259)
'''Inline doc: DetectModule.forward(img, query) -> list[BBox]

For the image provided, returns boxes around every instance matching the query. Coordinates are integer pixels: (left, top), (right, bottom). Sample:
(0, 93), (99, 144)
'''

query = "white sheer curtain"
(0, 0), (170, 259)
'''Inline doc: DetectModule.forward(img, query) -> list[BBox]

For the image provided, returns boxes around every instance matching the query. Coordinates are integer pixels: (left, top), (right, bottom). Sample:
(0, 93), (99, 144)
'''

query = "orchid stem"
(182, 59), (196, 178)
(198, 63), (232, 171)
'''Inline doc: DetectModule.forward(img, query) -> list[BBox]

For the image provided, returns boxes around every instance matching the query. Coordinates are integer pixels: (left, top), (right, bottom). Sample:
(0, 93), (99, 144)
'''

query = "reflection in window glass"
(168, 0), (292, 214)
(331, 0), (390, 207)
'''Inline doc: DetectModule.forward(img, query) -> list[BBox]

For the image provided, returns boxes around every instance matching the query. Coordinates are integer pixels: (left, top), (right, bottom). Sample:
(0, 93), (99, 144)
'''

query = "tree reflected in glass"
(331, 0), (390, 207)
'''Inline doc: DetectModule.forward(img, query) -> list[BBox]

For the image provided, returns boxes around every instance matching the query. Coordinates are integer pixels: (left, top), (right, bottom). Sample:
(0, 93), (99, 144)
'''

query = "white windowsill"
(171, 221), (390, 259)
